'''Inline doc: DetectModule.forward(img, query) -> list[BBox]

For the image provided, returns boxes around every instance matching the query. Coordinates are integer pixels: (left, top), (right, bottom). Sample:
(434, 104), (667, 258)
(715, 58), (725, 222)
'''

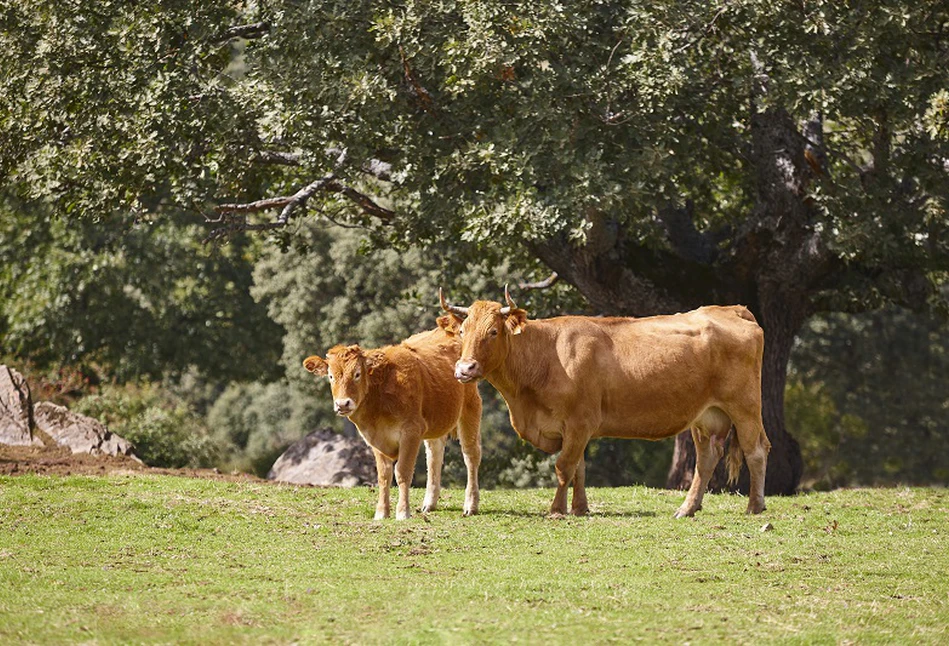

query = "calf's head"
(303, 345), (381, 416)
(438, 287), (528, 382)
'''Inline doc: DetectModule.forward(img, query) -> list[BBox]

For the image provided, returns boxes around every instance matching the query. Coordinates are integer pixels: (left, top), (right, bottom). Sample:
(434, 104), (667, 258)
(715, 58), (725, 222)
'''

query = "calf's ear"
(505, 309), (528, 335)
(437, 314), (462, 336)
(303, 356), (329, 376)
(366, 350), (386, 375)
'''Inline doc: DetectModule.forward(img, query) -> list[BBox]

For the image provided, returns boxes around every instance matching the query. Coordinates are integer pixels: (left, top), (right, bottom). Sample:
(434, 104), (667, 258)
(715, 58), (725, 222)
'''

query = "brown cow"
(438, 289), (770, 518)
(303, 328), (482, 520)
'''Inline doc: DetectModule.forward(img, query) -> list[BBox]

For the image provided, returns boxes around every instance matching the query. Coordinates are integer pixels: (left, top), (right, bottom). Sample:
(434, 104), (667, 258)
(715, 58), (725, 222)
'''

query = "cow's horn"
(439, 287), (469, 317)
(499, 284), (517, 315)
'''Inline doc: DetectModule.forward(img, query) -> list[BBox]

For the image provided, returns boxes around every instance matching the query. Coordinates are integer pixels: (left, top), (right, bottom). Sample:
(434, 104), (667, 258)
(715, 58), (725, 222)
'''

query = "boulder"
(33, 402), (138, 459)
(0, 365), (41, 446)
(268, 429), (376, 487)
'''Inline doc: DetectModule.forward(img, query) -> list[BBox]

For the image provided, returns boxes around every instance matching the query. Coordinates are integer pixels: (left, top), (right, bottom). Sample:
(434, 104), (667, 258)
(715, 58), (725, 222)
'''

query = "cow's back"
(510, 306), (762, 440)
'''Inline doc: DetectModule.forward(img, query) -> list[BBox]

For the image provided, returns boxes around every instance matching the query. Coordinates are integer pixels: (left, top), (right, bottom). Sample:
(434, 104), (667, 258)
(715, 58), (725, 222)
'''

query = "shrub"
(73, 383), (218, 469)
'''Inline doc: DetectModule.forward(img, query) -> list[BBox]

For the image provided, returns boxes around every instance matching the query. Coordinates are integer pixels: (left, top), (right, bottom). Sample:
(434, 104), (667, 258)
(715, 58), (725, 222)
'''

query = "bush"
(73, 383), (218, 469)
(206, 380), (327, 476)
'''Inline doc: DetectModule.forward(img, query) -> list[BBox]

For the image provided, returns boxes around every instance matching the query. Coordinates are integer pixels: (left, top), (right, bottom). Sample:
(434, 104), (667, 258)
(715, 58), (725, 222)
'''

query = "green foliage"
(73, 383), (218, 469)
(1, 474), (948, 643)
(206, 380), (325, 476)
(790, 308), (949, 487)
(785, 378), (868, 490)
(8, 1), (946, 272)
(0, 198), (282, 383)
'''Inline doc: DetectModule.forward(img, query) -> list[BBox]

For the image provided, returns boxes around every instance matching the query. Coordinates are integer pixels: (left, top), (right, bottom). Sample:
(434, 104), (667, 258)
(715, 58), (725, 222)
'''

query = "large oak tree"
(3, 0), (948, 493)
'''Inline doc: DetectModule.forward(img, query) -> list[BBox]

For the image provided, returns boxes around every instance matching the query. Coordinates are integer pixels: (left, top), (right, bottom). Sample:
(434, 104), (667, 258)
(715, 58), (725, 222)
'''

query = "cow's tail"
(725, 429), (744, 486)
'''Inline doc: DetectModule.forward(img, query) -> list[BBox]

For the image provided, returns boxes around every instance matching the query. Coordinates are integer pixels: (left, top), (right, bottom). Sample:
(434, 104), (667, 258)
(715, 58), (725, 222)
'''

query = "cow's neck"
(485, 324), (547, 401)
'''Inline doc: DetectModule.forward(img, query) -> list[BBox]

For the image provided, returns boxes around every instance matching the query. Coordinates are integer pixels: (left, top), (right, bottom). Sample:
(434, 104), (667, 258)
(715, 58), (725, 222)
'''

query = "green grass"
(0, 475), (947, 645)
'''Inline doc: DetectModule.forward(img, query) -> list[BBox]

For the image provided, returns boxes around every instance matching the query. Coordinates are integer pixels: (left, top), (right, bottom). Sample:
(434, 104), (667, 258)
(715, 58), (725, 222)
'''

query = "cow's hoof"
(374, 511), (388, 520)
(396, 510), (411, 520)
(570, 506), (590, 517)
(673, 508), (695, 519)
(463, 507), (478, 517)
(548, 512), (567, 520)
(745, 504), (766, 515)
(421, 503), (436, 513)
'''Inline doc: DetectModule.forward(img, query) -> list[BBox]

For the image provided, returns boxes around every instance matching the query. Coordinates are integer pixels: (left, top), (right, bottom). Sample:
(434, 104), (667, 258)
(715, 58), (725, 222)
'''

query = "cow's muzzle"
(454, 360), (482, 383)
(334, 398), (356, 416)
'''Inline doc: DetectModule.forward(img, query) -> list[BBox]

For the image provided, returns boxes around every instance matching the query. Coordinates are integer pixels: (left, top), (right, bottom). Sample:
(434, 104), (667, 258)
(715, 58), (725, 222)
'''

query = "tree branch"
(207, 174), (395, 241)
(518, 272), (559, 291)
(215, 22), (271, 43)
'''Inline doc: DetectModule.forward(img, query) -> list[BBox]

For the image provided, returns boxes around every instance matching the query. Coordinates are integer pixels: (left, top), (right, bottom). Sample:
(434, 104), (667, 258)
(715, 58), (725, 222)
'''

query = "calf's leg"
(395, 432), (423, 520)
(421, 436), (447, 513)
(373, 448), (394, 520)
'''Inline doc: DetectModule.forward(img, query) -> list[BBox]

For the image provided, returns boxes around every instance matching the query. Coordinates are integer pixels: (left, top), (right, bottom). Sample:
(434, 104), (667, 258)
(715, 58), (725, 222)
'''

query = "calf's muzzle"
(334, 398), (355, 415)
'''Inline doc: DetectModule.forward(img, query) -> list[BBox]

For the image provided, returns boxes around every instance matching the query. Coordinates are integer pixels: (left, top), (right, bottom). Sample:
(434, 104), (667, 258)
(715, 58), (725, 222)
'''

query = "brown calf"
(304, 328), (482, 519)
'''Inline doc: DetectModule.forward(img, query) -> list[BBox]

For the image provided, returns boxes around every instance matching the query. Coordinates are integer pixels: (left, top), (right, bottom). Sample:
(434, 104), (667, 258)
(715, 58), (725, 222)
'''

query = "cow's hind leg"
(372, 448), (394, 520)
(421, 436), (447, 513)
(458, 387), (482, 516)
(732, 412), (770, 514)
(674, 426), (725, 519)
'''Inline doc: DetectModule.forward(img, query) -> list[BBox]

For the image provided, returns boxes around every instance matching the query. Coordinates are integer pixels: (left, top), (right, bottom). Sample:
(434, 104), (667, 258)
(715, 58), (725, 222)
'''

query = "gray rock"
(268, 429), (376, 487)
(33, 401), (138, 459)
(0, 365), (41, 446)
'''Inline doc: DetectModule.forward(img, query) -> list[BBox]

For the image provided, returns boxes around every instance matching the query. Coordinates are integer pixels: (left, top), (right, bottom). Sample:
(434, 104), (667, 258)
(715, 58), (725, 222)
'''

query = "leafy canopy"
(3, 0), (946, 281)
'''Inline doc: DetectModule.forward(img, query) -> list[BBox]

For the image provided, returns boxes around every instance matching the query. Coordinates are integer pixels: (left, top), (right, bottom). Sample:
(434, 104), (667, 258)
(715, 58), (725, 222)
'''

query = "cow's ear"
(505, 309), (528, 335)
(437, 314), (462, 336)
(365, 351), (386, 375)
(303, 355), (329, 376)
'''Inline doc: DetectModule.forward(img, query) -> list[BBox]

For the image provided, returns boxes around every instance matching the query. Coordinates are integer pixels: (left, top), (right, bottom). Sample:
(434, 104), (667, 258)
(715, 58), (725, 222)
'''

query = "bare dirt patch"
(0, 444), (265, 482)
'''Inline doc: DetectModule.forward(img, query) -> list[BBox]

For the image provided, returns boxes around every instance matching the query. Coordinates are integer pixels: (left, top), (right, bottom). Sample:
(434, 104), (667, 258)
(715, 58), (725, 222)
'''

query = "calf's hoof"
(421, 503), (437, 514)
(396, 510), (411, 520)
(374, 510), (389, 520)
(673, 508), (696, 519)
(745, 502), (767, 515)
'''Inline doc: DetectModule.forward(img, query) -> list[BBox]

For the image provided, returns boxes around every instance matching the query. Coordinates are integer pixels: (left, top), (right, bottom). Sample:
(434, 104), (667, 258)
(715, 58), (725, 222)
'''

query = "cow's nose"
(334, 398), (355, 415)
(454, 360), (481, 383)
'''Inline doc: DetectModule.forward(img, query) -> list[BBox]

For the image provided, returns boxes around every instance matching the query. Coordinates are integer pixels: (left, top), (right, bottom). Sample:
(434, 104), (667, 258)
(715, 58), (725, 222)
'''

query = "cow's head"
(437, 287), (528, 382)
(303, 345), (383, 416)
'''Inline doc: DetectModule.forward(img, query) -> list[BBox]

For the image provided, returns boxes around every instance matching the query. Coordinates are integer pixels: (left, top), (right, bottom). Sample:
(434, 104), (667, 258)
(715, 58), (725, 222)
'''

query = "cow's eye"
(459, 329), (464, 338)
(328, 374), (335, 383)
(353, 371), (361, 381)
(489, 328), (499, 337)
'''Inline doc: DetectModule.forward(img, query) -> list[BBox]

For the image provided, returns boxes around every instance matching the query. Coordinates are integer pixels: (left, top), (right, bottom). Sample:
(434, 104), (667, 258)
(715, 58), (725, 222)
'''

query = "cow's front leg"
(570, 455), (589, 516)
(395, 432), (423, 520)
(422, 436), (447, 513)
(458, 388), (483, 516)
(373, 448), (394, 520)
(551, 434), (588, 516)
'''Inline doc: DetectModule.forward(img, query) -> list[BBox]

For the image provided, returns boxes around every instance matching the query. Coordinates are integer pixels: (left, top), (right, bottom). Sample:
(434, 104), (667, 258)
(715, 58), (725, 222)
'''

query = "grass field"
(0, 473), (946, 644)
